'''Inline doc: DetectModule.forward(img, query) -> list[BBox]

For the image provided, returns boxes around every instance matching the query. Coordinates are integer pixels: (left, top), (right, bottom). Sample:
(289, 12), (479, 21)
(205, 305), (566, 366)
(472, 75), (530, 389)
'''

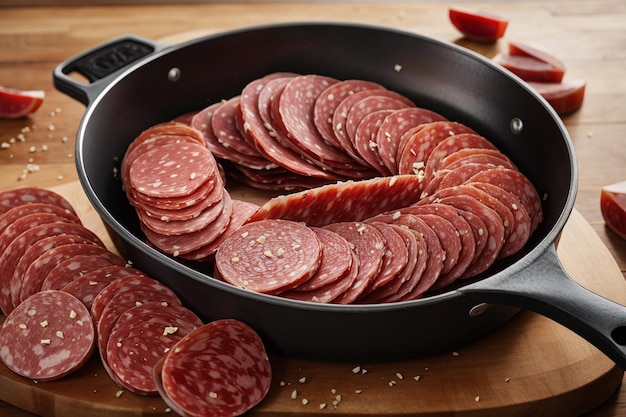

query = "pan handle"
(460, 244), (626, 370)
(53, 35), (167, 105)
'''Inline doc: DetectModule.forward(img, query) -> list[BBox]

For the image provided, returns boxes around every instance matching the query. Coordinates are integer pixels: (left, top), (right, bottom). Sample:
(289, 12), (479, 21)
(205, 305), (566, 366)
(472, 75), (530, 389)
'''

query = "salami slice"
(397, 121), (476, 176)
(129, 142), (217, 199)
(313, 79), (385, 149)
(466, 167), (543, 232)
(248, 175), (422, 227)
(62, 265), (146, 309)
(212, 96), (262, 157)
(363, 222), (409, 293)
(215, 219), (322, 295)
(138, 196), (225, 236)
(190, 102), (232, 159)
(439, 148), (517, 171)
(352, 109), (395, 175)
(126, 122), (205, 159)
(105, 303), (202, 395)
(324, 222), (385, 304)
(345, 95), (409, 146)
(293, 227), (354, 292)
(0, 202), (80, 237)
(375, 107), (447, 173)
(257, 75), (298, 149)
(0, 186), (76, 215)
(40, 254), (114, 292)
(0, 290), (95, 381)
(156, 319), (271, 417)
(0, 221), (104, 315)
(19, 242), (126, 306)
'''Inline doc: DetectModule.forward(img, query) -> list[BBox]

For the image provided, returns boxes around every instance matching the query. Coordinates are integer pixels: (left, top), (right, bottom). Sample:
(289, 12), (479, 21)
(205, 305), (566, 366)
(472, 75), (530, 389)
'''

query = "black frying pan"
(53, 22), (626, 367)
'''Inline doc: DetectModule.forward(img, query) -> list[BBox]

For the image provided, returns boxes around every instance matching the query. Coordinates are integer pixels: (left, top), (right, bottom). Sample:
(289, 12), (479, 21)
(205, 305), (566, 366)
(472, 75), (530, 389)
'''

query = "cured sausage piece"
(91, 274), (181, 323)
(248, 175), (422, 227)
(97, 289), (186, 375)
(40, 254), (114, 292)
(0, 290), (95, 381)
(363, 222), (409, 294)
(414, 213), (462, 277)
(156, 319), (271, 417)
(345, 96), (409, 147)
(353, 109), (395, 175)
(421, 133), (498, 185)
(468, 181), (532, 258)
(18, 242), (126, 306)
(106, 303), (202, 395)
(313, 79), (385, 150)
(333, 89), (414, 166)
(62, 265), (146, 309)
(466, 167), (543, 232)
(126, 122), (205, 159)
(212, 96), (263, 157)
(0, 202), (80, 236)
(257, 75), (298, 149)
(189, 102), (227, 154)
(128, 176), (218, 215)
(129, 142), (217, 199)
(427, 162), (496, 194)
(280, 250), (359, 303)
(141, 190), (233, 256)
(0, 186), (76, 216)
(375, 107), (447, 174)
(439, 147), (517, 171)
(324, 222), (385, 304)
(215, 219), (322, 295)
(399, 203), (476, 288)
(293, 227), (354, 292)
(397, 121), (476, 176)
(179, 199), (260, 262)
(238, 74), (338, 181)
(138, 196), (225, 236)
(0, 221), (104, 315)
(224, 162), (329, 192)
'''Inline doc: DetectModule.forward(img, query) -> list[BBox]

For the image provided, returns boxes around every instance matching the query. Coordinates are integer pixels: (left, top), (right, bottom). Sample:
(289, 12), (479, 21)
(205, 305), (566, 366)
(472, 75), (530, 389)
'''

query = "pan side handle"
(52, 35), (166, 105)
(461, 245), (626, 370)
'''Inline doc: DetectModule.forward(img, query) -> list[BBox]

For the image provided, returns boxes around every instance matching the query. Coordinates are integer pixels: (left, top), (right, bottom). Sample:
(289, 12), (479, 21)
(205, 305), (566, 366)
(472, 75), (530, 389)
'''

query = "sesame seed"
(256, 235), (266, 244)
(69, 310), (77, 319)
(263, 250), (274, 258)
(18, 323), (27, 330)
(299, 376), (307, 383)
(56, 331), (64, 339)
(352, 365), (361, 374)
(291, 389), (298, 400)
(40, 320), (49, 328)
(115, 390), (124, 398)
(302, 398), (309, 406)
(209, 392), (218, 399)
(41, 339), (51, 345)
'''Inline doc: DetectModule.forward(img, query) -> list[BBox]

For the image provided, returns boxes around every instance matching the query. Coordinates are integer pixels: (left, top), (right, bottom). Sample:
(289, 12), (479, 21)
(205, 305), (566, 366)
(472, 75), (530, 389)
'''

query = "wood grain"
(0, 2), (625, 416)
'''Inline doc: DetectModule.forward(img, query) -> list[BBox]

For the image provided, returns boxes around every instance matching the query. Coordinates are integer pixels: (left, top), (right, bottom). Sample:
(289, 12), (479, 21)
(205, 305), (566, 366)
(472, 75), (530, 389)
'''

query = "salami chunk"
(156, 319), (271, 417)
(0, 290), (95, 381)
(248, 175), (422, 227)
(215, 219), (322, 295)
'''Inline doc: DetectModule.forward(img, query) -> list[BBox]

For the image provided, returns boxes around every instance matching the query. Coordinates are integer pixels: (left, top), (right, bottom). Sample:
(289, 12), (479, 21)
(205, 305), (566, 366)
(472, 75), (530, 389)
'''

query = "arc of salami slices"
(156, 319), (271, 417)
(0, 290), (95, 382)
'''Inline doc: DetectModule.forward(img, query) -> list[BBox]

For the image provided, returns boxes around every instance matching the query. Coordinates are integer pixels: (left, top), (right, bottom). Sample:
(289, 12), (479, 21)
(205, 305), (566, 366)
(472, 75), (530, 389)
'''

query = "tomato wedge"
(601, 181), (626, 240)
(449, 7), (508, 42)
(528, 79), (586, 115)
(509, 41), (566, 73)
(493, 53), (565, 83)
(0, 86), (45, 119)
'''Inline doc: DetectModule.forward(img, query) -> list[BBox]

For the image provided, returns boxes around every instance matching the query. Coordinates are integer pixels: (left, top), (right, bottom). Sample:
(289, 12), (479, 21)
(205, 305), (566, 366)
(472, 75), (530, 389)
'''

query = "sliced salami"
(353, 109), (395, 175)
(214, 219), (322, 295)
(397, 121), (477, 176)
(313, 79), (385, 149)
(345, 95), (409, 146)
(0, 202), (80, 237)
(62, 265), (146, 309)
(18, 242), (126, 306)
(363, 222), (409, 293)
(0, 290), (95, 381)
(439, 147), (517, 171)
(190, 102), (232, 159)
(139, 196), (225, 236)
(40, 254), (114, 292)
(105, 303), (202, 395)
(324, 222), (385, 304)
(0, 186), (76, 215)
(294, 227), (354, 292)
(0, 221), (104, 315)
(156, 319), (271, 417)
(376, 107), (447, 173)
(248, 175), (422, 227)
(212, 95), (262, 157)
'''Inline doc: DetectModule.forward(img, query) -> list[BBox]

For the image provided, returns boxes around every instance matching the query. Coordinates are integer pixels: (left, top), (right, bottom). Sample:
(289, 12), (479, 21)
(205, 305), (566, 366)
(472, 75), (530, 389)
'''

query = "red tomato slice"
(509, 41), (566, 73)
(528, 79), (586, 115)
(601, 181), (626, 240)
(449, 7), (508, 42)
(0, 86), (45, 119)
(493, 53), (565, 83)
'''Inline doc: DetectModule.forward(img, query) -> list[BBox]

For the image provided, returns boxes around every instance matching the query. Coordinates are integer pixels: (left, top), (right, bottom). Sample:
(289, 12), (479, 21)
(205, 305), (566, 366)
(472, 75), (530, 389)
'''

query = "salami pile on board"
(121, 72), (543, 303)
(0, 186), (271, 416)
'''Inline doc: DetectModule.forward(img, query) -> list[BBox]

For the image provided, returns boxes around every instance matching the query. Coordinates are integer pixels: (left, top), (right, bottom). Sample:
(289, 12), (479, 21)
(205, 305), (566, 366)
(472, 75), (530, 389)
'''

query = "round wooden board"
(0, 182), (623, 416)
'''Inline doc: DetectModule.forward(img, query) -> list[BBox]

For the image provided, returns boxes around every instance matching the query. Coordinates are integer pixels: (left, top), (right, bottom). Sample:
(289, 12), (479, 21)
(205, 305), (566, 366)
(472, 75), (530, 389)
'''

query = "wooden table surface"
(1, 1), (625, 416)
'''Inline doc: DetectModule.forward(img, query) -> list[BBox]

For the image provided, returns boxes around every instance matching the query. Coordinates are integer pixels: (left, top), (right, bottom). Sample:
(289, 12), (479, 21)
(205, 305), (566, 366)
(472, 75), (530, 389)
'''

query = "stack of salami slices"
(0, 186), (272, 416)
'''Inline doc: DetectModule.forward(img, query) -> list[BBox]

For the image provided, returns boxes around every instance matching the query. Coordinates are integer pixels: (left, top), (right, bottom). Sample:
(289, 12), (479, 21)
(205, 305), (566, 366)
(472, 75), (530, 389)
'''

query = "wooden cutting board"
(0, 181), (624, 417)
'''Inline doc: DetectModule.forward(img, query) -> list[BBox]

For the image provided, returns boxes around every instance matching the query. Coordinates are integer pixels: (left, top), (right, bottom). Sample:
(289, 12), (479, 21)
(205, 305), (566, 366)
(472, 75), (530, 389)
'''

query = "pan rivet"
(168, 67), (181, 82)
(510, 118), (524, 135)
(469, 303), (490, 317)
